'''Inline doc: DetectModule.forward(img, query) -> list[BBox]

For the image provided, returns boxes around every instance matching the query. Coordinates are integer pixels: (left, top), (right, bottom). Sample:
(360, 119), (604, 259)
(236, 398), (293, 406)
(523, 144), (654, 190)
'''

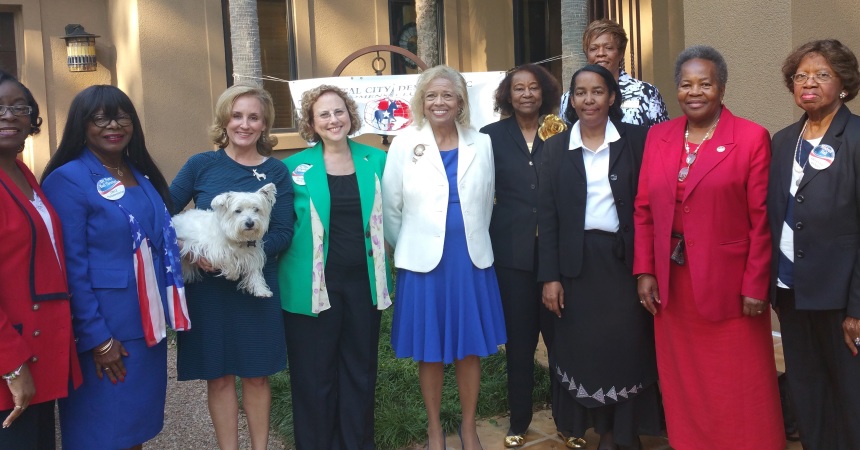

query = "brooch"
(538, 114), (568, 141)
(412, 144), (425, 163)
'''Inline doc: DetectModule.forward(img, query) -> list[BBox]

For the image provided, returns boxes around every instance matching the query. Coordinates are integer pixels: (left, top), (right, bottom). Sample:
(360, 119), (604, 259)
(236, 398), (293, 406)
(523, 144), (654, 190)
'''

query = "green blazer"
(278, 139), (393, 316)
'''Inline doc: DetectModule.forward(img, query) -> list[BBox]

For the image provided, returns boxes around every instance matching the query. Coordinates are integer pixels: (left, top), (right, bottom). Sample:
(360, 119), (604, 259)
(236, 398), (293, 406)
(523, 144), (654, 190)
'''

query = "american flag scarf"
(117, 203), (191, 346)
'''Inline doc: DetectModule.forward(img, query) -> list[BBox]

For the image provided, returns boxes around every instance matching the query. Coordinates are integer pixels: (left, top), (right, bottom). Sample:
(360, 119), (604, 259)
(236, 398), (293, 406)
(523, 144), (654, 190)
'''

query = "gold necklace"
(102, 163), (124, 177)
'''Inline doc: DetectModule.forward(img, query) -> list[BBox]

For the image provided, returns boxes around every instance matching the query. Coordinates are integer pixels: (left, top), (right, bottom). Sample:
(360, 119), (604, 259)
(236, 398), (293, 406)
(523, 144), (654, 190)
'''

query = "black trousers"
(777, 287), (860, 450)
(495, 261), (555, 434)
(0, 400), (55, 450)
(283, 263), (382, 450)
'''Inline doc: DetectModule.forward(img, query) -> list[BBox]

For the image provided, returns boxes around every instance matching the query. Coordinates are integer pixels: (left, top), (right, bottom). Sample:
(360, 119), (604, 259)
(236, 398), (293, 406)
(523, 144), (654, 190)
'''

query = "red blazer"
(633, 107), (772, 321)
(0, 160), (81, 410)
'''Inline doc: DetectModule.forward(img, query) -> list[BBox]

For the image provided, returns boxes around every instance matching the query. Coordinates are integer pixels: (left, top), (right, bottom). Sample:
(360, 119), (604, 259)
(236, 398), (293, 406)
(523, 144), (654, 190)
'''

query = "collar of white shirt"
(568, 120), (621, 153)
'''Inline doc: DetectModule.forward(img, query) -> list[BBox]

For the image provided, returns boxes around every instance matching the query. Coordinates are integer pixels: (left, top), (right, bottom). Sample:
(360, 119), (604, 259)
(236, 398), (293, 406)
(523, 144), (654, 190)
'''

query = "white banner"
(287, 72), (505, 138)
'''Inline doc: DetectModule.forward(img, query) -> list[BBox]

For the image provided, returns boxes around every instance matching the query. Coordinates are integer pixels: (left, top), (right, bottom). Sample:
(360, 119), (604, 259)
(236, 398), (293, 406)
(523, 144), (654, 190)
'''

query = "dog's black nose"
(244, 220), (255, 229)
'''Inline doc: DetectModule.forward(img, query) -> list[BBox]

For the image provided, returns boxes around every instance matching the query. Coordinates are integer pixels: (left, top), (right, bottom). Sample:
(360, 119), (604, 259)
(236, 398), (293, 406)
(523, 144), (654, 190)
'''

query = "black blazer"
(767, 105), (860, 316)
(537, 121), (647, 282)
(480, 116), (544, 271)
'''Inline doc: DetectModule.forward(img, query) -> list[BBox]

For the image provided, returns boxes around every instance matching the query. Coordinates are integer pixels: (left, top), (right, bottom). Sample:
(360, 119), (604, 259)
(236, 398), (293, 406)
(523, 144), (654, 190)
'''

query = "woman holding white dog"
(278, 85), (392, 449)
(383, 65), (507, 450)
(170, 83), (293, 450)
(41, 85), (189, 449)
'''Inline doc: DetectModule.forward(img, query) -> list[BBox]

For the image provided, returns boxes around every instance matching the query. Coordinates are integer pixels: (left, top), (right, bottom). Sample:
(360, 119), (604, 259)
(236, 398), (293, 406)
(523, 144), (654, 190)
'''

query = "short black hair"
(0, 70), (42, 135)
(564, 64), (623, 124)
(674, 45), (728, 89)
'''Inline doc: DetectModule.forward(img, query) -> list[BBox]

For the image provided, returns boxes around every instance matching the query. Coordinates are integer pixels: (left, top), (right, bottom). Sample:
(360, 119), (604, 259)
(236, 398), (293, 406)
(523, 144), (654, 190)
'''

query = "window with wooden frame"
(0, 10), (18, 77)
(513, 0), (562, 85)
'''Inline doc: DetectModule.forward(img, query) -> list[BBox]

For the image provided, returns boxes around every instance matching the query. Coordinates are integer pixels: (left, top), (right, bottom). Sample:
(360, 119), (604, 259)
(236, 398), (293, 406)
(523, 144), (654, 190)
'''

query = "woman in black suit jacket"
(479, 64), (566, 448)
(539, 65), (658, 450)
(768, 39), (860, 450)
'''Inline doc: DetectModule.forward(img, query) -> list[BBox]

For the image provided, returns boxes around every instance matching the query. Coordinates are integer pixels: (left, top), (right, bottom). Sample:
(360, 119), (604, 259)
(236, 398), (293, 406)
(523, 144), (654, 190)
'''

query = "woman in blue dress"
(42, 85), (189, 449)
(170, 83), (293, 450)
(382, 65), (507, 450)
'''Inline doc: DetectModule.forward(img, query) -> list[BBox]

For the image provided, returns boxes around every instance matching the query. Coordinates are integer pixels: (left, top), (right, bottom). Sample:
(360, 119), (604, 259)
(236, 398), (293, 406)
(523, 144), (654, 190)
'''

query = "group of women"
(0, 78), (292, 450)
(1, 17), (860, 450)
(479, 21), (860, 450)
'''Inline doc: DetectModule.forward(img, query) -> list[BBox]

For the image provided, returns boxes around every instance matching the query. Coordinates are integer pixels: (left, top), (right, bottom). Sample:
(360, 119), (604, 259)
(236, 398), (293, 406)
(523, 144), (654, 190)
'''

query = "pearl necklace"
(679, 117), (720, 182)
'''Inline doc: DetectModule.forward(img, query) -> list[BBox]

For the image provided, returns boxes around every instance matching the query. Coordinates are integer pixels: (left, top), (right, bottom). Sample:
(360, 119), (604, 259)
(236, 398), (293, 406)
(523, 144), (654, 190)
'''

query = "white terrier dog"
(172, 183), (277, 298)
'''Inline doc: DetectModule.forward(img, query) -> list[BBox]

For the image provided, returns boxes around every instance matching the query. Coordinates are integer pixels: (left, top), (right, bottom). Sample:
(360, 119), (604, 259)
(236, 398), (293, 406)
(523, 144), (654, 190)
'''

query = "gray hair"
(674, 45), (729, 89)
(411, 65), (471, 128)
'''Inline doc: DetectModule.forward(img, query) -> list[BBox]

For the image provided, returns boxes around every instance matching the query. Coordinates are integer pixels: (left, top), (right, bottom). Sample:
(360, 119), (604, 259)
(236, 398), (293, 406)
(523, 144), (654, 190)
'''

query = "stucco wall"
(680, 0), (794, 133)
(658, 0), (859, 133)
(133, 0), (226, 180)
(789, 0), (860, 121)
(6, 0), (112, 177)
(6, 0), (227, 179)
(297, 0), (389, 78)
(445, 0), (514, 72)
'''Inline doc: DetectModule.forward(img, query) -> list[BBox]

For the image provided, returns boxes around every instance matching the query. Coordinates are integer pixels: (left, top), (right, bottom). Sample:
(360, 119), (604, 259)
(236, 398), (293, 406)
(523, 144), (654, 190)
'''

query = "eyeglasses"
(0, 105), (33, 117)
(791, 72), (835, 84)
(315, 109), (347, 121)
(91, 114), (133, 128)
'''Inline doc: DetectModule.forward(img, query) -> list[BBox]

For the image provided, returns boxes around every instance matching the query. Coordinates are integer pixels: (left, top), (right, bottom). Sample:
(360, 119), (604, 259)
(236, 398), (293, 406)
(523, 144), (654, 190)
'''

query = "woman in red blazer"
(633, 47), (784, 449)
(0, 71), (81, 449)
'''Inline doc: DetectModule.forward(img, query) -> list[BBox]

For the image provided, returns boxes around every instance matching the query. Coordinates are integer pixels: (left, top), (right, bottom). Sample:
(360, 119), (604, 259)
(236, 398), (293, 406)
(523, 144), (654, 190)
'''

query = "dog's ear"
(211, 192), (232, 211)
(258, 183), (277, 207)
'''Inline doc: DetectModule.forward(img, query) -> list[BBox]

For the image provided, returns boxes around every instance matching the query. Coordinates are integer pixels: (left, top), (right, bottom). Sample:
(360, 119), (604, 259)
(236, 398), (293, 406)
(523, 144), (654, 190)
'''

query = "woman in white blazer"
(383, 65), (507, 450)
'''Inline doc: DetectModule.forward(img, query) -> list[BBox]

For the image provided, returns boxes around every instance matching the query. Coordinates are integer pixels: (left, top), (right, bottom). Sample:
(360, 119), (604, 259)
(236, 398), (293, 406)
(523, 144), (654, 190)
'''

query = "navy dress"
(391, 149), (507, 363)
(170, 149), (293, 380)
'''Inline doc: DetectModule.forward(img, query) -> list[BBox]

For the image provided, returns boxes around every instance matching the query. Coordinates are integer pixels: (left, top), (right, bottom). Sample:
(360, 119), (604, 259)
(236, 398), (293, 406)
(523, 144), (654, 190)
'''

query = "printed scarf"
(117, 203), (191, 345)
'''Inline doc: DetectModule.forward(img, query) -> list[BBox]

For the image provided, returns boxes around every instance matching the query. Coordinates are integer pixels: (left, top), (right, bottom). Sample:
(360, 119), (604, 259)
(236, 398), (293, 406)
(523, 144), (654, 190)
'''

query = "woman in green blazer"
(278, 85), (392, 450)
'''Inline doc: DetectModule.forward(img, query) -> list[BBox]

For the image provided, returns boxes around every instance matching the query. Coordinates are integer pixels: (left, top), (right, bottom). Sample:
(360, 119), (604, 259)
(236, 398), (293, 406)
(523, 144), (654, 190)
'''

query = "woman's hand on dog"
(178, 239), (216, 272)
(196, 256), (215, 272)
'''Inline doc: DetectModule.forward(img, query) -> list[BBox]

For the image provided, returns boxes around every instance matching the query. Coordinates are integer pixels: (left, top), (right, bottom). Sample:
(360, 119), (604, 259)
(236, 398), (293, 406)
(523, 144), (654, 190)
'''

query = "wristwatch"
(2, 364), (24, 383)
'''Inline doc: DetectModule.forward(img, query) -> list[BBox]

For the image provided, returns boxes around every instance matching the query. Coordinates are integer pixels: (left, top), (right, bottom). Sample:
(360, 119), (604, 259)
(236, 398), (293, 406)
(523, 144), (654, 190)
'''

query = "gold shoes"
(503, 433), (525, 448)
(558, 433), (587, 449)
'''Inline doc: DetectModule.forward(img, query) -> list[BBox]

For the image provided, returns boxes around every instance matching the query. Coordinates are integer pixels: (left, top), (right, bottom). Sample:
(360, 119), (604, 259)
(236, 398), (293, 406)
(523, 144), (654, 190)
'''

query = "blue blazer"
(42, 149), (169, 353)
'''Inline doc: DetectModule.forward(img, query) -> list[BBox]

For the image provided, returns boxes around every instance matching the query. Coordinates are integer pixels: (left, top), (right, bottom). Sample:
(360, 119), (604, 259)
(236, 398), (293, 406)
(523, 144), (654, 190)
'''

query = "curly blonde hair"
(411, 65), (471, 129)
(297, 85), (362, 143)
(209, 83), (278, 156)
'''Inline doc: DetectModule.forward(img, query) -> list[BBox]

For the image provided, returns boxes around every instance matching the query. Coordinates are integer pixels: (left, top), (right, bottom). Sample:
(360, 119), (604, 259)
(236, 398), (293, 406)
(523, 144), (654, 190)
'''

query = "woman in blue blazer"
(42, 85), (188, 450)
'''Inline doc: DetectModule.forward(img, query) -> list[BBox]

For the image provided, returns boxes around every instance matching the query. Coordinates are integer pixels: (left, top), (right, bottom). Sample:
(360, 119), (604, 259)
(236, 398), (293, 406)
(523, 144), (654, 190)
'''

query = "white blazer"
(382, 122), (495, 272)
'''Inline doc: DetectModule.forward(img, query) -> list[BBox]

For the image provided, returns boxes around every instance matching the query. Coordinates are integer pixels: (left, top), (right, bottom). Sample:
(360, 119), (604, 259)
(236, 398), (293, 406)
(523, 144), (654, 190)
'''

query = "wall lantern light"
(61, 24), (99, 72)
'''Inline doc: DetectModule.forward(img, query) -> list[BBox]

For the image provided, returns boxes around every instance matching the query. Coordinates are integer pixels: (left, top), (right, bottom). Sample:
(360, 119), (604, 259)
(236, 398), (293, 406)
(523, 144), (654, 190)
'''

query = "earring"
(840, 92), (847, 99)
